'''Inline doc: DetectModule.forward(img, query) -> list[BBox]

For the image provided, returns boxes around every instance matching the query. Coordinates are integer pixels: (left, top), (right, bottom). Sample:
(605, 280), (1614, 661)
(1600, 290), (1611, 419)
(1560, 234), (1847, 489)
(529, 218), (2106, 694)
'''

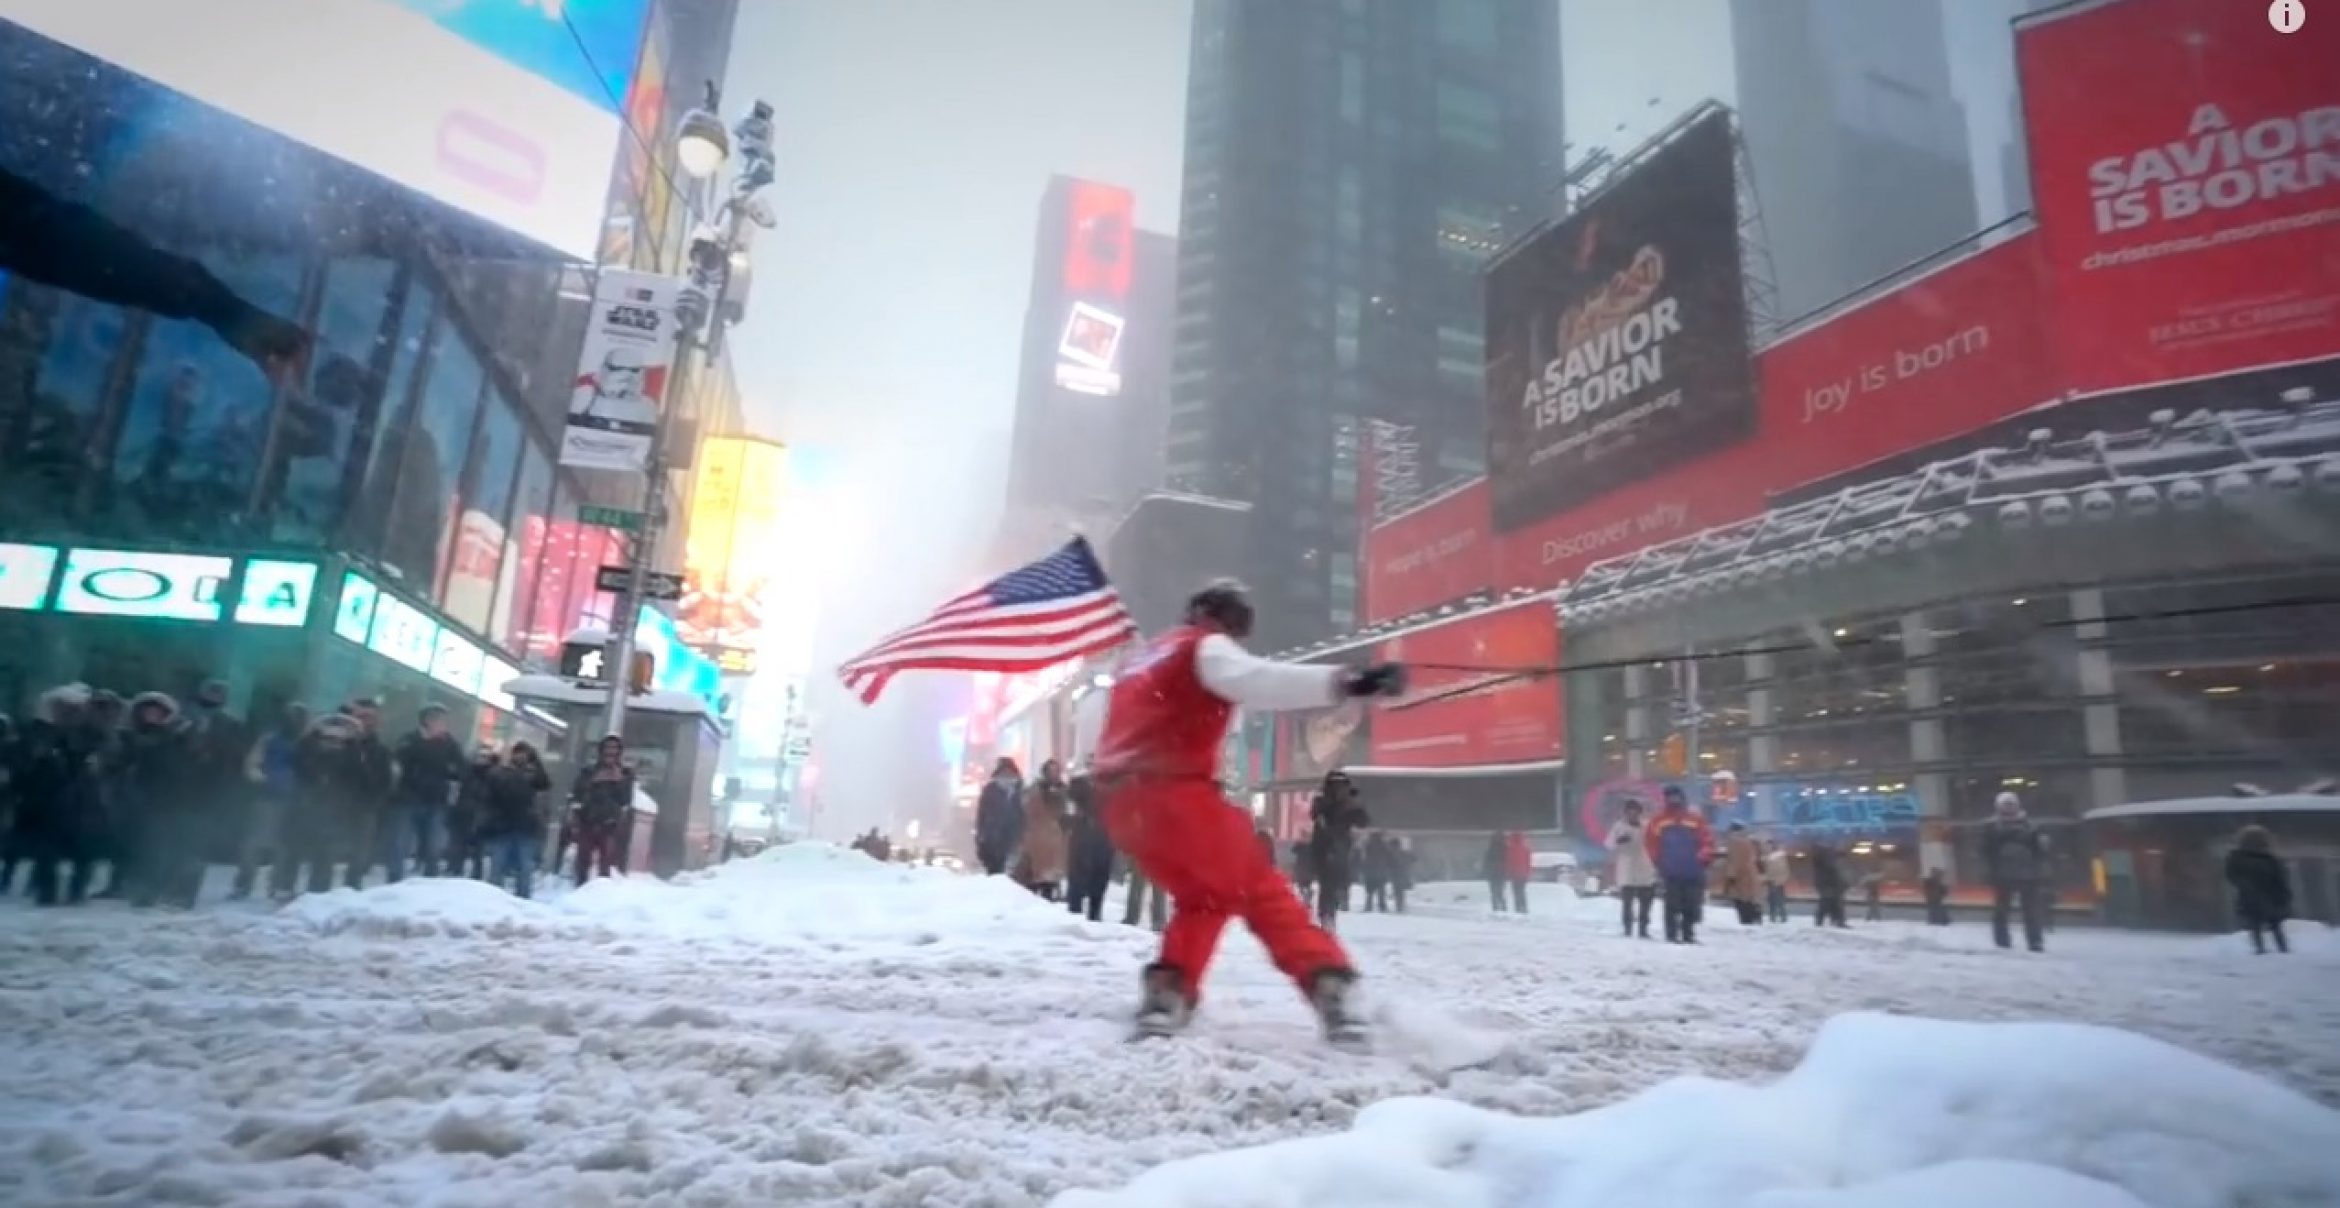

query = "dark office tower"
(1164, 0), (1564, 651)
(1730, 0), (1978, 319)
(999, 177), (1179, 563)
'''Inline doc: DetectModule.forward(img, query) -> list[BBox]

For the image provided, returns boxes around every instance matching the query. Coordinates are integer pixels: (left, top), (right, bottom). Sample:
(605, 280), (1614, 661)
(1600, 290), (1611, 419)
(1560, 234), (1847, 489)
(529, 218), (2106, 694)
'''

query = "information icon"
(2270, 0), (2305, 34)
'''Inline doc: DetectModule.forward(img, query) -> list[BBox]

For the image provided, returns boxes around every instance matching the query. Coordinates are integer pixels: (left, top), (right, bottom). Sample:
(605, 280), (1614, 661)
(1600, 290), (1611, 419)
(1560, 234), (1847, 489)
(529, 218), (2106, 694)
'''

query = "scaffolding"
(1365, 418), (1424, 523)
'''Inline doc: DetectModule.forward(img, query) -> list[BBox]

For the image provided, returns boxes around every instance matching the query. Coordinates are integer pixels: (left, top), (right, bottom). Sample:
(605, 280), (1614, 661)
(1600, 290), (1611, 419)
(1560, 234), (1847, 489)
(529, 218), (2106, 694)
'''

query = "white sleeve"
(1195, 634), (1344, 713)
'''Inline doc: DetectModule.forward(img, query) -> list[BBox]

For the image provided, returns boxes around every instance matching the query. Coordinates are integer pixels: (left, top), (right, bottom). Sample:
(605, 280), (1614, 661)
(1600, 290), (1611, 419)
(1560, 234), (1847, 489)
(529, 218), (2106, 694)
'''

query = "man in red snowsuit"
(1091, 581), (1406, 1045)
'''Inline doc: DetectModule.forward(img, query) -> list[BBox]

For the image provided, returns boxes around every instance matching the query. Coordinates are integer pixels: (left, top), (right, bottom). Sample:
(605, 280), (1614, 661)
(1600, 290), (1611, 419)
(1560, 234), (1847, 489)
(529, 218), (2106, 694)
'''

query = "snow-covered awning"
(2083, 794), (2340, 823)
(499, 673), (718, 719)
(1560, 395), (2340, 628)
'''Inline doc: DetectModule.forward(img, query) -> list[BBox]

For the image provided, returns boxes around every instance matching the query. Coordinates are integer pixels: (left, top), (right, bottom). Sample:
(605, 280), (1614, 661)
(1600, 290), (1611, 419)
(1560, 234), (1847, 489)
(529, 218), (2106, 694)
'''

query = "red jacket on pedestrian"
(1503, 832), (1534, 881)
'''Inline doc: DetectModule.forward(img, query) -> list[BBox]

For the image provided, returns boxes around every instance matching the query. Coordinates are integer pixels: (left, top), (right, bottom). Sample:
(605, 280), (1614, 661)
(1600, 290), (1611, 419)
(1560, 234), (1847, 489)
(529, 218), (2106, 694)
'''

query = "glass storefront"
(0, 21), (619, 699)
(1568, 565), (2340, 894)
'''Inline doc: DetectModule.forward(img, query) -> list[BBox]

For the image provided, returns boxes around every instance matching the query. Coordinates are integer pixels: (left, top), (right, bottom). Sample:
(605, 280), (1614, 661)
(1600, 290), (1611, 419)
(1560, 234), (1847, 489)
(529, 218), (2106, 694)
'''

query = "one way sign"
(596, 565), (685, 601)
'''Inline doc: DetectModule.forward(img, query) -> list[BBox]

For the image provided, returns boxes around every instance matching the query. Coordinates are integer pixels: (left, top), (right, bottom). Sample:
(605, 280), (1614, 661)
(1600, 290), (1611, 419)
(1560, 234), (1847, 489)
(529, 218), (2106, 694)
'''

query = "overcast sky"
(719, 0), (2030, 834)
(723, 0), (1193, 830)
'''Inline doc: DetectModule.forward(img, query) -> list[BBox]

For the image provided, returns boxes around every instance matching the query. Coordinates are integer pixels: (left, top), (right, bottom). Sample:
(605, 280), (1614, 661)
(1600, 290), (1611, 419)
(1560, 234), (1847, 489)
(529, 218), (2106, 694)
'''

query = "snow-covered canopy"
(2083, 793), (2340, 823)
(498, 673), (716, 719)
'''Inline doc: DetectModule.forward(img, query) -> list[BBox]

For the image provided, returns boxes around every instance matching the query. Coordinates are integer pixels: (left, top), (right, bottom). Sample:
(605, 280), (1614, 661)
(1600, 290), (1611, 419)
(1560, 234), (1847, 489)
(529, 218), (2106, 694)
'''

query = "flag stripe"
(845, 589), (1124, 659)
(845, 617), (1136, 676)
(835, 537), (1137, 705)
(842, 612), (1134, 679)
(839, 597), (1130, 671)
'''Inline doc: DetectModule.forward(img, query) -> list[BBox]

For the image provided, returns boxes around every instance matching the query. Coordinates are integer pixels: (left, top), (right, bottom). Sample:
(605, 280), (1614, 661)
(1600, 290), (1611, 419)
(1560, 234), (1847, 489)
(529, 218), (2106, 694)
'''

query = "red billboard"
(1368, 603), (1561, 768)
(1060, 179), (1135, 302)
(2018, 0), (2340, 396)
(1754, 232), (2059, 489)
(1362, 480), (1494, 624)
(1495, 227), (2062, 591)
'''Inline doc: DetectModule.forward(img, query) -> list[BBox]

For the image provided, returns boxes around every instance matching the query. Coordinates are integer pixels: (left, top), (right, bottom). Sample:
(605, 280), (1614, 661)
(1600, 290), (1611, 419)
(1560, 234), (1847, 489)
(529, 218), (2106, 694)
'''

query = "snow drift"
(1052, 1012), (2340, 1208)
(277, 842), (1125, 952)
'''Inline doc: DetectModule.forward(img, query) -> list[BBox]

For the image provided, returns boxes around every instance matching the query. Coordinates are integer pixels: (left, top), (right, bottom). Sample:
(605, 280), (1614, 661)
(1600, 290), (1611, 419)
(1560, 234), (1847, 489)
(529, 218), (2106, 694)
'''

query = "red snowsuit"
(1092, 625), (1349, 1002)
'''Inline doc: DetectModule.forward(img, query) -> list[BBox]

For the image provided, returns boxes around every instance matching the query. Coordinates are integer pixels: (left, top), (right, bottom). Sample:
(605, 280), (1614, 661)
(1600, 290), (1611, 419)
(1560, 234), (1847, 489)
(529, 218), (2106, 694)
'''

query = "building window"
(1434, 0), (1501, 53)
(498, 446), (556, 654)
(1335, 289), (1362, 371)
(1338, 52), (1364, 125)
(274, 256), (399, 545)
(1435, 81), (1503, 153)
(1335, 166), (1364, 245)
(353, 287), (439, 557)
(443, 394), (523, 631)
(1437, 323), (1483, 390)
(1437, 200), (1506, 268)
(382, 319), (483, 591)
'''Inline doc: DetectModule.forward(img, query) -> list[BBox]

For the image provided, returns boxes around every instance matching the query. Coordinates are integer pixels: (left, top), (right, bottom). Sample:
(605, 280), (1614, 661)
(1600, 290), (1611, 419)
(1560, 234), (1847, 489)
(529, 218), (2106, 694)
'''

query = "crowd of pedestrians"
(0, 681), (647, 907)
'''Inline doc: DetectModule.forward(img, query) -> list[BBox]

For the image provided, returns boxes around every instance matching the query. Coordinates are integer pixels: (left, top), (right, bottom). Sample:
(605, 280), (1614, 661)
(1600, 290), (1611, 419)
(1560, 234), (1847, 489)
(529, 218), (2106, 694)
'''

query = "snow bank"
(277, 843), (1119, 952)
(277, 877), (548, 939)
(1052, 1013), (2340, 1208)
(2198, 922), (2340, 961)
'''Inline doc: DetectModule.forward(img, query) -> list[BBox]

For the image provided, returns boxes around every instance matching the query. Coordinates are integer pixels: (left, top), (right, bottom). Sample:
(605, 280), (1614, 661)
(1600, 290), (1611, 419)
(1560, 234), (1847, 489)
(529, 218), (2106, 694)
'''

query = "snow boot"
(1309, 969), (1370, 1052)
(1131, 963), (1193, 1040)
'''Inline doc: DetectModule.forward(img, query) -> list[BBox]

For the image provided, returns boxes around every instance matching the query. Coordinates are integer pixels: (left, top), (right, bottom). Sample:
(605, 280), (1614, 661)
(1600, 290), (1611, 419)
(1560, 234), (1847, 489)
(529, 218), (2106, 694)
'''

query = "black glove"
(1341, 663), (1408, 699)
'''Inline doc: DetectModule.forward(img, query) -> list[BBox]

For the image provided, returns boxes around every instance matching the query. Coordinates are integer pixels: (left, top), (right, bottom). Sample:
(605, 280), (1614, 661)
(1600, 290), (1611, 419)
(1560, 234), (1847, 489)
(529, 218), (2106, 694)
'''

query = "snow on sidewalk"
(1055, 1012), (2340, 1208)
(2, 844), (2337, 1206)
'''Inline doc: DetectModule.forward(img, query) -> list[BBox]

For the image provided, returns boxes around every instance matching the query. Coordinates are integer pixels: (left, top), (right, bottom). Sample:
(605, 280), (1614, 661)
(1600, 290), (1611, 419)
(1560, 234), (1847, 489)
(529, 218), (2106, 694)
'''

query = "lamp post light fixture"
(599, 82), (779, 741)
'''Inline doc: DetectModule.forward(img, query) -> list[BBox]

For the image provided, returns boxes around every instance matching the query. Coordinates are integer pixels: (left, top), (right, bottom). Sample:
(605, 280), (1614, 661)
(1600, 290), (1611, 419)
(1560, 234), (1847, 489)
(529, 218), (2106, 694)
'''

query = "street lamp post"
(598, 84), (777, 742)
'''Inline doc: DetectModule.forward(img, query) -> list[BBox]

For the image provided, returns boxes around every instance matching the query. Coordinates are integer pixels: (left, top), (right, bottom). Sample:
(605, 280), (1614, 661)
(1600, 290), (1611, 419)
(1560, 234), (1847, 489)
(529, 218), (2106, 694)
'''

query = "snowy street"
(3, 847), (2338, 1206)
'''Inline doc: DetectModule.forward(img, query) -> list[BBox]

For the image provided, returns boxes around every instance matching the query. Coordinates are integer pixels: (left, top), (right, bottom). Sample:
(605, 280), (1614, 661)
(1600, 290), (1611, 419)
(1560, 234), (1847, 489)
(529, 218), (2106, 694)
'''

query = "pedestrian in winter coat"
(445, 746), (499, 880)
(1810, 842), (1850, 928)
(1922, 866), (1952, 926)
(10, 684), (105, 905)
(975, 758), (1023, 876)
(183, 679), (251, 862)
(1309, 772), (1366, 931)
(481, 744), (553, 899)
(286, 706), (392, 893)
(1503, 831), (1534, 913)
(1389, 836), (1414, 913)
(571, 735), (635, 882)
(1861, 868), (1886, 922)
(81, 690), (129, 898)
(1064, 772), (1116, 921)
(1761, 840), (1792, 923)
(1721, 823), (1763, 924)
(387, 704), (467, 881)
(1980, 791), (2049, 952)
(1646, 786), (1714, 943)
(1361, 833), (1392, 912)
(112, 693), (202, 908)
(2224, 825), (2292, 955)
(1608, 800), (1658, 937)
(1018, 760), (1071, 900)
(1482, 830), (1509, 913)
(234, 702), (306, 898)
(1288, 839), (1316, 908)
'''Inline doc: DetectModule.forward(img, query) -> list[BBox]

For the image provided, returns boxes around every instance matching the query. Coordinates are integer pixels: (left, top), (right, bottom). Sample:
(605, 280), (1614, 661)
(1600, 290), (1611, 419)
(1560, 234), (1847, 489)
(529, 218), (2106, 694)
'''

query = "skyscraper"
(1729, 0), (1978, 319)
(999, 177), (1178, 562)
(1165, 0), (1565, 650)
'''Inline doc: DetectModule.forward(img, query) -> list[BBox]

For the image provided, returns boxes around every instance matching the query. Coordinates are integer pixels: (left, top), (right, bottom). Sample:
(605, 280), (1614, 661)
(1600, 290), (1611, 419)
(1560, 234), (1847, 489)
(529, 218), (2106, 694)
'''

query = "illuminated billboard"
(1485, 109), (1756, 531)
(1053, 179), (1135, 397)
(0, 0), (648, 259)
(678, 436), (789, 675)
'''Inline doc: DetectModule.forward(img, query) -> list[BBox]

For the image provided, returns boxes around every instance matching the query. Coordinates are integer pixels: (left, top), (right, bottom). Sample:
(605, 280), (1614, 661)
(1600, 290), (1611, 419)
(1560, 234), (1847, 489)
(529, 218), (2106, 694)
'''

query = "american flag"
(838, 536), (1137, 705)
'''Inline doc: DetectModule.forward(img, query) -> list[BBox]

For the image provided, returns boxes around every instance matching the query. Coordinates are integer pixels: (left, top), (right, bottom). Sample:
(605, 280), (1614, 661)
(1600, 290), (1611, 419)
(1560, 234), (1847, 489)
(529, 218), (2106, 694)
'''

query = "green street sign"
(578, 504), (644, 532)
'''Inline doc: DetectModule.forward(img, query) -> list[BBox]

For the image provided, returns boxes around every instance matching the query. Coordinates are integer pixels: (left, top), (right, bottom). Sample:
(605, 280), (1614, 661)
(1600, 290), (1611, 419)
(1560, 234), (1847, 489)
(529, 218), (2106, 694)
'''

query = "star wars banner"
(1485, 107), (1756, 532)
(560, 268), (681, 471)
